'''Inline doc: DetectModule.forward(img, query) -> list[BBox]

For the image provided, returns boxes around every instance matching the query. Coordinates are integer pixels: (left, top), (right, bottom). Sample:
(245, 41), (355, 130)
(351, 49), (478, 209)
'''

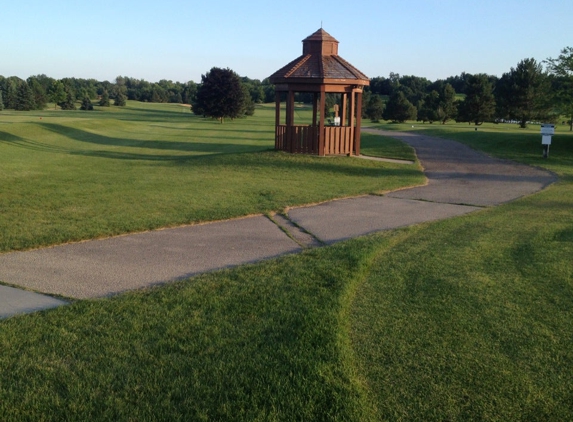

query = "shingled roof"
(269, 29), (369, 85)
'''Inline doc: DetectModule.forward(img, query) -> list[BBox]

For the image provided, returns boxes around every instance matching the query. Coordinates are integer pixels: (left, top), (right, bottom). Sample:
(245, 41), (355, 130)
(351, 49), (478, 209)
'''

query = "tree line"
(1, 46), (571, 129)
(363, 47), (573, 130)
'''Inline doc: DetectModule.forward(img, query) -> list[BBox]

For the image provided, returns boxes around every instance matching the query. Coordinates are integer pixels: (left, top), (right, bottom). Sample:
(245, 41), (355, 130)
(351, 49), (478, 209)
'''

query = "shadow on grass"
(1, 128), (421, 180)
(38, 123), (267, 155)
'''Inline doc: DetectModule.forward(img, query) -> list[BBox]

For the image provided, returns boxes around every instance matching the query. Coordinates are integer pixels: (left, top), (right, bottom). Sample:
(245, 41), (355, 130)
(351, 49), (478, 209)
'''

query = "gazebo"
(269, 29), (369, 156)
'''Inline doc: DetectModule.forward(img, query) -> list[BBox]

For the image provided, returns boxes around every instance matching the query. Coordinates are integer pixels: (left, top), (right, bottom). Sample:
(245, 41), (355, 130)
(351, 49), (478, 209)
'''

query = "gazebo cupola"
(269, 29), (369, 156)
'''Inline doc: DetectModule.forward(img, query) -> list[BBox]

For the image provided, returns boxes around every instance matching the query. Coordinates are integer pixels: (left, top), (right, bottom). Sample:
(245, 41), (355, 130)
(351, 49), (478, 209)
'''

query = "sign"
(540, 124), (555, 135)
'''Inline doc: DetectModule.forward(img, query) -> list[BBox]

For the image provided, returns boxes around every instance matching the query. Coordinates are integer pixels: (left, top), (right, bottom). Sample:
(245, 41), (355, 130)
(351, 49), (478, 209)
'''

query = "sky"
(2, 0), (571, 84)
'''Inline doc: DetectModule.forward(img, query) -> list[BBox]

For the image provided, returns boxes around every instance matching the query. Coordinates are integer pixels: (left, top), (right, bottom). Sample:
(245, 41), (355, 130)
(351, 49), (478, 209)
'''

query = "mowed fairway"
(0, 113), (572, 420)
(0, 102), (422, 252)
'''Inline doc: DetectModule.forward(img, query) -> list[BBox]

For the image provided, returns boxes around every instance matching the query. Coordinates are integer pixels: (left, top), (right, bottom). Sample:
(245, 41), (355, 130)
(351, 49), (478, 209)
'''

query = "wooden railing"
(324, 126), (354, 155)
(275, 125), (354, 155)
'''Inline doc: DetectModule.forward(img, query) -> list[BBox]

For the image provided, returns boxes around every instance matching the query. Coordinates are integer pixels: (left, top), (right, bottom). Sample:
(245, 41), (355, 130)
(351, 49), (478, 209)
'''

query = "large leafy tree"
(193, 67), (247, 123)
(457, 74), (496, 125)
(496, 58), (552, 128)
(0, 89), (4, 111)
(383, 91), (417, 123)
(545, 46), (573, 131)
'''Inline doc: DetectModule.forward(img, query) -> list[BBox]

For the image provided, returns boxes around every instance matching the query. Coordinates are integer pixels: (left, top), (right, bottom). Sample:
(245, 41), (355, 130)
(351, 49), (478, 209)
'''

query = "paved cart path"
(0, 130), (557, 318)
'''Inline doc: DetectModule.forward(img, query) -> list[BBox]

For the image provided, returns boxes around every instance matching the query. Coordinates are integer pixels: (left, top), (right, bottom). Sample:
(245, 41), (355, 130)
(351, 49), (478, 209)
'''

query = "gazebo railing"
(275, 125), (354, 155)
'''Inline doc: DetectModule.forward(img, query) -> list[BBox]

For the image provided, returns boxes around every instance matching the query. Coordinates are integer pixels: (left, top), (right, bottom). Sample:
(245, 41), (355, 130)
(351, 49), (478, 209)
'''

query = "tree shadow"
(37, 122), (267, 155)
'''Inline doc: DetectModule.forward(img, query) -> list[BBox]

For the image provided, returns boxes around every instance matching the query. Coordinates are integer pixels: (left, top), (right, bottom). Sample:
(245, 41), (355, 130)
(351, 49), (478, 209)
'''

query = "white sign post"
(540, 124), (555, 158)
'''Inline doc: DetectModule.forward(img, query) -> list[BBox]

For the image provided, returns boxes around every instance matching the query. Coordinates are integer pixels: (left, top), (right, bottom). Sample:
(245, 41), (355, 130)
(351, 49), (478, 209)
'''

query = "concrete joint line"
(267, 213), (324, 249)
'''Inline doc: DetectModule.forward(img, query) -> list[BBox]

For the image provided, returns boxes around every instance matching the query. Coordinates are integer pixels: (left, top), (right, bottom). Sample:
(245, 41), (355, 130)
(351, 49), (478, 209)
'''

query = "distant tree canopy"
(0, 46), (571, 126)
(193, 67), (252, 122)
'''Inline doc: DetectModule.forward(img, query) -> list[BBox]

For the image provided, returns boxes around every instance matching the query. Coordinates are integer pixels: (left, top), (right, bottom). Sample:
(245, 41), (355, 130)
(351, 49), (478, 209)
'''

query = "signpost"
(540, 124), (555, 158)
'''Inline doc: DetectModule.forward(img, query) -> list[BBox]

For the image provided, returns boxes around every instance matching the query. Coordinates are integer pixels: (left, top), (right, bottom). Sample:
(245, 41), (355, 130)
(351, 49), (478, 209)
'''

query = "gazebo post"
(274, 91), (281, 150)
(312, 93), (318, 153)
(287, 90), (295, 153)
(355, 91), (363, 156)
(341, 93), (348, 127)
(318, 89), (326, 156)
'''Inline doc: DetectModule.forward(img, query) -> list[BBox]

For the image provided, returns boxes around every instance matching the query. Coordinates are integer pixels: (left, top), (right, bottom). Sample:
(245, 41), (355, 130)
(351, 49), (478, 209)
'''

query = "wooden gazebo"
(269, 29), (369, 156)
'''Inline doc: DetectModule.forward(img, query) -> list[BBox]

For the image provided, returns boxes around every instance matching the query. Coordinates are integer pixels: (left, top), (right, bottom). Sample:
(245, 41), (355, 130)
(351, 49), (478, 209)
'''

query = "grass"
(360, 132), (416, 161)
(0, 102), (423, 252)
(1, 117), (572, 420)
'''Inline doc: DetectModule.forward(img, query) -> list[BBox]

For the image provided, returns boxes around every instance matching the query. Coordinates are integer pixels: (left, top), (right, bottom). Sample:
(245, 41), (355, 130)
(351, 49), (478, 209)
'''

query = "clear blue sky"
(2, 0), (571, 83)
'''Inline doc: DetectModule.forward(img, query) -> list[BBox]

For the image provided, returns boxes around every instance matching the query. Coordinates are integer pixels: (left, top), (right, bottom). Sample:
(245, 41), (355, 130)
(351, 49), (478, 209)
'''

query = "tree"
(364, 94), (385, 122)
(545, 46), (573, 131)
(438, 83), (458, 124)
(49, 80), (66, 110)
(383, 91), (417, 123)
(99, 90), (110, 106)
(457, 74), (495, 125)
(193, 67), (247, 123)
(80, 96), (94, 111)
(58, 86), (76, 110)
(27, 77), (48, 109)
(418, 90), (441, 123)
(496, 58), (552, 128)
(241, 84), (255, 116)
(113, 76), (128, 106)
(114, 91), (127, 106)
(0, 89), (4, 111)
(14, 81), (36, 111)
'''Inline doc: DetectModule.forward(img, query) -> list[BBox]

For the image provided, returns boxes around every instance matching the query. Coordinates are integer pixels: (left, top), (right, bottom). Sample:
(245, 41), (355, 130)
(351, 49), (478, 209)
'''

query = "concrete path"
(0, 130), (557, 318)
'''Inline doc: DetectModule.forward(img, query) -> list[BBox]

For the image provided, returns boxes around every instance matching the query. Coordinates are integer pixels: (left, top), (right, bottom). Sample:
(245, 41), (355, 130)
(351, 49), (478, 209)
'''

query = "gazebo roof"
(269, 29), (369, 85)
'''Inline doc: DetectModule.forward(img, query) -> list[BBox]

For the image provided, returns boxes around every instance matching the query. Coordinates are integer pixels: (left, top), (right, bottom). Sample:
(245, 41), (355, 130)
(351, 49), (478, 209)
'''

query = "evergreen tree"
(241, 84), (255, 116)
(364, 94), (385, 122)
(3, 78), (20, 109)
(438, 83), (458, 124)
(496, 58), (552, 128)
(58, 86), (76, 110)
(14, 81), (36, 111)
(27, 77), (48, 109)
(114, 91), (127, 106)
(457, 74), (495, 125)
(99, 90), (110, 106)
(80, 96), (94, 111)
(383, 91), (417, 123)
(418, 91), (440, 123)
(193, 67), (247, 123)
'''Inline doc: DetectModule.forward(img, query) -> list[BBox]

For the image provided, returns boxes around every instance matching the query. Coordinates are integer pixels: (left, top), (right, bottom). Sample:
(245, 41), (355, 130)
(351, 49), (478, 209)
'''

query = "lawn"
(0, 102), (422, 252)
(1, 117), (572, 421)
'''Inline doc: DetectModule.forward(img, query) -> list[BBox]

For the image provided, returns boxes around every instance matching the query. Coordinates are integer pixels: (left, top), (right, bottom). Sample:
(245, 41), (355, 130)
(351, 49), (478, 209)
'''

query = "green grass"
(360, 132), (417, 161)
(0, 102), (423, 252)
(1, 118), (572, 420)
